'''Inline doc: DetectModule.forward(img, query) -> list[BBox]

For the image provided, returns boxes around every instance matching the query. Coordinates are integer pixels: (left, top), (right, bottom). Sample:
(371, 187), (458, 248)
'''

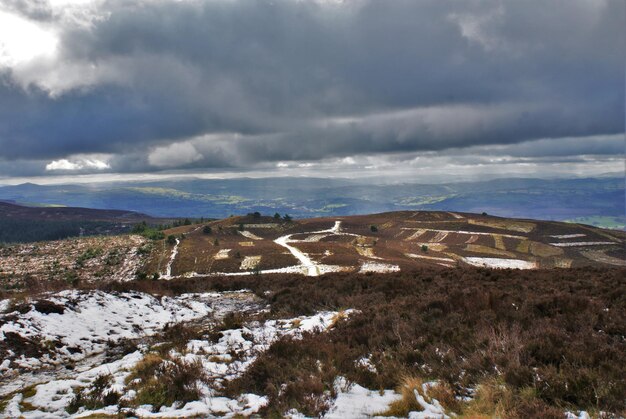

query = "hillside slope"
(0, 201), (167, 243)
(1, 211), (624, 417)
(2, 211), (624, 291)
(141, 211), (625, 280)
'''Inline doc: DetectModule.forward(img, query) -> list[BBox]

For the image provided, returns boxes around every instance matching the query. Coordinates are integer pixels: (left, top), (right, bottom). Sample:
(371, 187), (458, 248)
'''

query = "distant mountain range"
(0, 176), (623, 228)
(0, 201), (166, 243)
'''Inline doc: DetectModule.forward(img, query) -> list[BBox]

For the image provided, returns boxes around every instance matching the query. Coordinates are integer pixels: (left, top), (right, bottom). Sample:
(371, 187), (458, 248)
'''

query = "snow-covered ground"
(0, 290), (260, 393)
(463, 257), (536, 269)
(240, 255), (261, 270)
(405, 253), (456, 267)
(214, 248), (231, 259)
(323, 377), (401, 418)
(3, 308), (357, 418)
(401, 228), (525, 239)
(549, 241), (615, 247)
(162, 238), (180, 279)
(405, 253), (455, 263)
(550, 234), (586, 239)
(359, 261), (400, 273)
(239, 230), (263, 240)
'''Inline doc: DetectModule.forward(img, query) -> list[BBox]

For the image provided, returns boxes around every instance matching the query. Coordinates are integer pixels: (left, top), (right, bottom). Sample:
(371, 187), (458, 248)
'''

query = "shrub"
(67, 374), (121, 414)
(421, 244), (428, 252)
(64, 270), (79, 287)
(75, 247), (102, 267)
(126, 354), (209, 411)
(142, 229), (165, 240)
(370, 225), (378, 232)
(132, 222), (148, 233)
(167, 235), (177, 245)
(202, 226), (212, 235)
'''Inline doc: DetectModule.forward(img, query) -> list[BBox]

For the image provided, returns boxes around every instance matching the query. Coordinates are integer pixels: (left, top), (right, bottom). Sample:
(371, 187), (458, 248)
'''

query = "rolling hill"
(0, 210), (624, 418)
(0, 176), (623, 226)
(2, 211), (624, 294)
(0, 201), (169, 243)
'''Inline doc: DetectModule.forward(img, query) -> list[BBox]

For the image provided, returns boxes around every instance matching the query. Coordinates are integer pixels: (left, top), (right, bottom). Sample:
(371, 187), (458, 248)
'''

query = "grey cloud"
(0, 0), (623, 175)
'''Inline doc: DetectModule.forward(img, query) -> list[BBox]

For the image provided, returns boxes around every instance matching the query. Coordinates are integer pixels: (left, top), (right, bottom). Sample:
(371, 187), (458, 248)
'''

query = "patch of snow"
(359, 261), (400, 273)
(162, 238), (180, 279)
(401, 228), (524, 239)
(184, 310), (356, 388)
(28, 351), (144, 416)
(239, 230), (263, 240)
(39, 310), (354, 418)
(463, 257), (536, 269)
(240, 256), (261, 270)
(565, 411), (591, 419)
(214, 248), (231, 259)
(131, 394), (268, 418)
(324, 377), (401, 418)
(431, 231), (449, 242)
(408, 388), (450, 418)
(300, 234), (330, 242)
(243, 224), (278, 228)
(355, 356), (377, 373)
(549, 234), (586, 239)
(0, 299), (10, 313)
(3, 393), (22, 418)
(405, 229), (427, 241)
(0, 290), (255, 376)
(405, 253), (455, 263)
(549, 241), (615, 247)
(111, 239), (146, 282)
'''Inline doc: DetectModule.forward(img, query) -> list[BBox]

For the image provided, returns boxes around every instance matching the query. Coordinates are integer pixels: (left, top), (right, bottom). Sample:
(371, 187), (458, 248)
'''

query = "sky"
(0, 0), (624, 185)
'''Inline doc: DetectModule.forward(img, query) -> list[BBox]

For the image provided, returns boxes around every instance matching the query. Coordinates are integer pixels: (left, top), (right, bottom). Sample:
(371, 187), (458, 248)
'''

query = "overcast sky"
(0, 0), (623, 184)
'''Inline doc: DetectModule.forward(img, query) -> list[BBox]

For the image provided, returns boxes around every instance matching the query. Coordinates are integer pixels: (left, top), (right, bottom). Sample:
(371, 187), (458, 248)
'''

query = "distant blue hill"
(0, 176), (623, 228)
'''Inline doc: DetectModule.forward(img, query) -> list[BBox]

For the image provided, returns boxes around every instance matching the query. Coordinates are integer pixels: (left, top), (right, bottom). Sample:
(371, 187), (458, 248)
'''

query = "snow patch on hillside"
(6, 310), (355, 418)
(549, 241), (614, 247)
(359, 261), (400, 273)
(323, 377), (401, 418)
(463, 257), (536, 269)
(239, 230), (263, 240)
(162, 238), (180, 279)
(0, 290), (257, 376)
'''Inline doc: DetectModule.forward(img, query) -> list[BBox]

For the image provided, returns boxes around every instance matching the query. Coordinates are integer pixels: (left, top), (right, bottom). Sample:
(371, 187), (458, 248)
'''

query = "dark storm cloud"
(0, 0), (623, 175)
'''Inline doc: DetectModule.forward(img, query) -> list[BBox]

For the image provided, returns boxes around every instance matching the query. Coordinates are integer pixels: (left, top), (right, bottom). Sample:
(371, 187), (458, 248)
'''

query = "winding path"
(163, 238), (180, 279)
(273, 221), (343, 277)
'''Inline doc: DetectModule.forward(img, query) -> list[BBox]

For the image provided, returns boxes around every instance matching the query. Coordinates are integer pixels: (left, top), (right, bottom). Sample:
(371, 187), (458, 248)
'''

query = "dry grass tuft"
(378, 375), (424, 417)
(461, 379), (563, 419)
